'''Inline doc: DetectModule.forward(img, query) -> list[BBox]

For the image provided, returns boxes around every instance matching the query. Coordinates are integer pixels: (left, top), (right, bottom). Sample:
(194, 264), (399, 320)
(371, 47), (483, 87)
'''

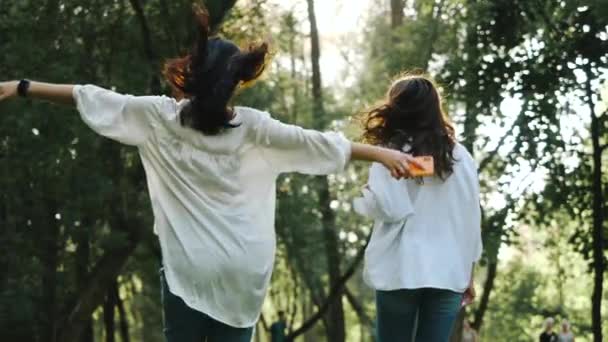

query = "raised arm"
(254, 112), (420, 179)
(1, 80), (176, 146)
(0, 80), (75, 105)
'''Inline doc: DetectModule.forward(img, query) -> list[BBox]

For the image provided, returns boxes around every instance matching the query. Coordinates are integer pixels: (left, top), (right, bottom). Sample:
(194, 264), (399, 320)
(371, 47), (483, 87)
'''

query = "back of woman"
(73, 78), (352, 328)
(357, 142), (480, 291)
(354, 73), (482, 342)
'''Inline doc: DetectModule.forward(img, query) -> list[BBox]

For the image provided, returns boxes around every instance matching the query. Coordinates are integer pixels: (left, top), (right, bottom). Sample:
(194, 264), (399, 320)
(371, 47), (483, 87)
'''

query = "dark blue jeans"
(376, 288), (463, 342)
(160, 270), (253, 342)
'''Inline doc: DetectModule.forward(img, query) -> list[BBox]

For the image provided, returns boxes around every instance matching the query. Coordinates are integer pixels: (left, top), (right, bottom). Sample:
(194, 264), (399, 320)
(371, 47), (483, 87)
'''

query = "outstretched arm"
(0, 80), (75, 105)
(255, 113), (420, 179)
(1, 81), (176, 146)
(351, 142), (417, 179)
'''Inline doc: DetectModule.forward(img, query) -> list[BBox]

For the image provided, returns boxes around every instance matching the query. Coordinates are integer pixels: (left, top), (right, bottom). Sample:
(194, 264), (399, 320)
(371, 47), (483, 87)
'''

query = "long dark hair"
(163, 4), (269, 135)
(361, 72), (456, 179)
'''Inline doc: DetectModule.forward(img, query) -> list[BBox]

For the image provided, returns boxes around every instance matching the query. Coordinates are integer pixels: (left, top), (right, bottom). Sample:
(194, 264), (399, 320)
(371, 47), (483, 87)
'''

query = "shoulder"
(154, 96), (184, 121)
(235, 106), (271, 124)
(235, 106), (280, 142)
(453, 142), (474, 162)
(453, 142), (477, 171)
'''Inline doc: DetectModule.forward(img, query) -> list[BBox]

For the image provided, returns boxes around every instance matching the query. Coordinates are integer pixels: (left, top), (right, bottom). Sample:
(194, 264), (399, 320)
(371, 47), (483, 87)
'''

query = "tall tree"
(306, 1), (346, 341)
(390, 0), (405, 28)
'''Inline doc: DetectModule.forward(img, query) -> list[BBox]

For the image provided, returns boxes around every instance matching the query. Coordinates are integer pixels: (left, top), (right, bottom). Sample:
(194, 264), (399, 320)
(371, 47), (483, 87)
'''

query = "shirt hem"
(366, 281), (468, 294)
(163, 267), (259, 328)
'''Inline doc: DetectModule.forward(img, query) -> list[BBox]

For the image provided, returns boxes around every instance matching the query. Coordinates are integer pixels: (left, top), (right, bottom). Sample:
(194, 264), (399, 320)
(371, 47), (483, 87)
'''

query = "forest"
(0, 0), (607, 341)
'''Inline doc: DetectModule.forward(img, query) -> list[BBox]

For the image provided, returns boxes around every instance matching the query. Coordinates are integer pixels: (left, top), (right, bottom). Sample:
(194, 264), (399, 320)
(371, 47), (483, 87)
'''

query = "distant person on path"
(270, 311), (287, 342)
(540, 317), (559, 342)
(354, 73), (483, 342)
(462, 320), (479, 342)
(0, 4), (421, 342)
(558, 319), (575, 342)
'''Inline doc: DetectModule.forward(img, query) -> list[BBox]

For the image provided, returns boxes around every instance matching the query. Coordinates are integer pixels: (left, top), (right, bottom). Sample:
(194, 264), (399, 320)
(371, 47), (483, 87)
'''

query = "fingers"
(390, 168), (401, 179)
(395, 162), (406, 178)
(465, 287), (476, 302)
(462, 289), (475, 307)
(400, 160), (412, 178)
(405, 154), (424, 169)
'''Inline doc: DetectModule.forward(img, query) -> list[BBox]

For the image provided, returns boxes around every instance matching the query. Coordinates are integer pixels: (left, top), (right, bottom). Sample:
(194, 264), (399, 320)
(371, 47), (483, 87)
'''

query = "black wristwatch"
(17, 79), (31, 97)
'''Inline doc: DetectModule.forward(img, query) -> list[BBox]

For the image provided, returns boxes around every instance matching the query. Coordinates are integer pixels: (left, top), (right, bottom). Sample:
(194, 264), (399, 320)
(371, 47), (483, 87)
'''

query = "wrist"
(17, 79), (31, 97)
(375, 146), (393, 163)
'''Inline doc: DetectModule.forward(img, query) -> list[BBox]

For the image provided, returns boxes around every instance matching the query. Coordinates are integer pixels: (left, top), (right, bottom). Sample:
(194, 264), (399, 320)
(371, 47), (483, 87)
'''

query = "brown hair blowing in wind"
(163, 3), (269, 135)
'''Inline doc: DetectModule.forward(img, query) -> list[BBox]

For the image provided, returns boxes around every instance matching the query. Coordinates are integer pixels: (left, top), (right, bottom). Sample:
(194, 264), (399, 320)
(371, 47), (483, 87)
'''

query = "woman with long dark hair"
(354, 73), (482, 342)
(0, 5), (421, 342)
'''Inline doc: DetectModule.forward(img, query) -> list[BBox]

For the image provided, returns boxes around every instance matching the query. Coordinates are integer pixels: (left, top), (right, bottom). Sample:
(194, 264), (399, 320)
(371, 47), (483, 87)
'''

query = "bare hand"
(0, 81), (18, 101)
(462, 281), (476, 307)
(379, 149), (421, 179)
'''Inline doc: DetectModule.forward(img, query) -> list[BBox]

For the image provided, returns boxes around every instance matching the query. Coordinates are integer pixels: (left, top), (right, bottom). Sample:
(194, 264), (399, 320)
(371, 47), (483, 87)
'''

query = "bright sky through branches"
(271, 0), (371, 86)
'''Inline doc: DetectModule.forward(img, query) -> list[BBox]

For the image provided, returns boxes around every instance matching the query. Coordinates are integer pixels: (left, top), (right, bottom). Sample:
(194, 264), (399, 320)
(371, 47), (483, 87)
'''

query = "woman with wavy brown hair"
(0, 4), (423, 342)
(354, 73), (483, 342)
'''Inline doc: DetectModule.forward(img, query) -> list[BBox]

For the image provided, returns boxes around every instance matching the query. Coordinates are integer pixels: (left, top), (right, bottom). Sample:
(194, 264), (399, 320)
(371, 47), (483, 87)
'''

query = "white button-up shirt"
(354, 143), (482, 293)
(73, 85), (351, 327)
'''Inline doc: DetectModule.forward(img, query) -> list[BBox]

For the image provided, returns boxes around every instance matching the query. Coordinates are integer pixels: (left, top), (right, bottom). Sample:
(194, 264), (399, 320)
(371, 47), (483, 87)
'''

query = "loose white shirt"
(73, 85), (351, 327)
(354, 143), (482, 292)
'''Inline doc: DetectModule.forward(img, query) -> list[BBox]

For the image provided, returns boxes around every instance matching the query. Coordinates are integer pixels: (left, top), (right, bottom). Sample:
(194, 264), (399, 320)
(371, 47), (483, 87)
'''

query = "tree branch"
(260, 313), (270, 332)
(421, 0), (445, 71)
(285, 235), (371, 341)
(56, 210), (145, 342)
(344, 286), (373, 328)
(478, 115), (521, 173)
(128, 0), (160, 93)
(204, 0), (239, 32)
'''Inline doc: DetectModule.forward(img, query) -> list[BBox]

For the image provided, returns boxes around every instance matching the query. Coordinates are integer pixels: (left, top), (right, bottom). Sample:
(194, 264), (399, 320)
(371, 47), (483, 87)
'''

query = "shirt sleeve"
(253, 112), (352, 175)
(73, 84), (177, 146)
(353, 162), (414, 223)
(472, 170), (483, 262)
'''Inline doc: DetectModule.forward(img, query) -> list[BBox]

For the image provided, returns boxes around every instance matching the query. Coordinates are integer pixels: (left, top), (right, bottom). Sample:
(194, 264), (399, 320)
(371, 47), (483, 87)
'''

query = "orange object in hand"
(409, 156), (434, 177)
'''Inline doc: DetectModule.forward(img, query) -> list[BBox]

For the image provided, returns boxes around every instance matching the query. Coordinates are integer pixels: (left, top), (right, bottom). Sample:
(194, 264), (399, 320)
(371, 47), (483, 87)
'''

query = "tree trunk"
(472, 261), (497, 330)
(344, 287), (373, 328)
(286, 12), (300, 124)
(307, 0), (325, 130)
(42, 203), (60, 342)
(127, 0), (161, 94)
(390, 0), (404, 28)
(56, 223), (140, 342)
(103, 282), (116, 342)
(113, 282), (130, 342)
(306, 1), (346, 341)
(318, 180), (346, 342)
(76, 223), (93, 342)
(585, 70), (604, 342)
(286, 236), (370, 341)
(303, 293), (316, 342)
(421, 0), (445, 70)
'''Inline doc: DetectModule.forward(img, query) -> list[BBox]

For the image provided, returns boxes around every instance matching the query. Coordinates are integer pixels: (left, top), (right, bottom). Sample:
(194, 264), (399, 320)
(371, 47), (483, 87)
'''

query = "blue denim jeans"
(160, 269), (253, 342)
(376, 288), (463, 342)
